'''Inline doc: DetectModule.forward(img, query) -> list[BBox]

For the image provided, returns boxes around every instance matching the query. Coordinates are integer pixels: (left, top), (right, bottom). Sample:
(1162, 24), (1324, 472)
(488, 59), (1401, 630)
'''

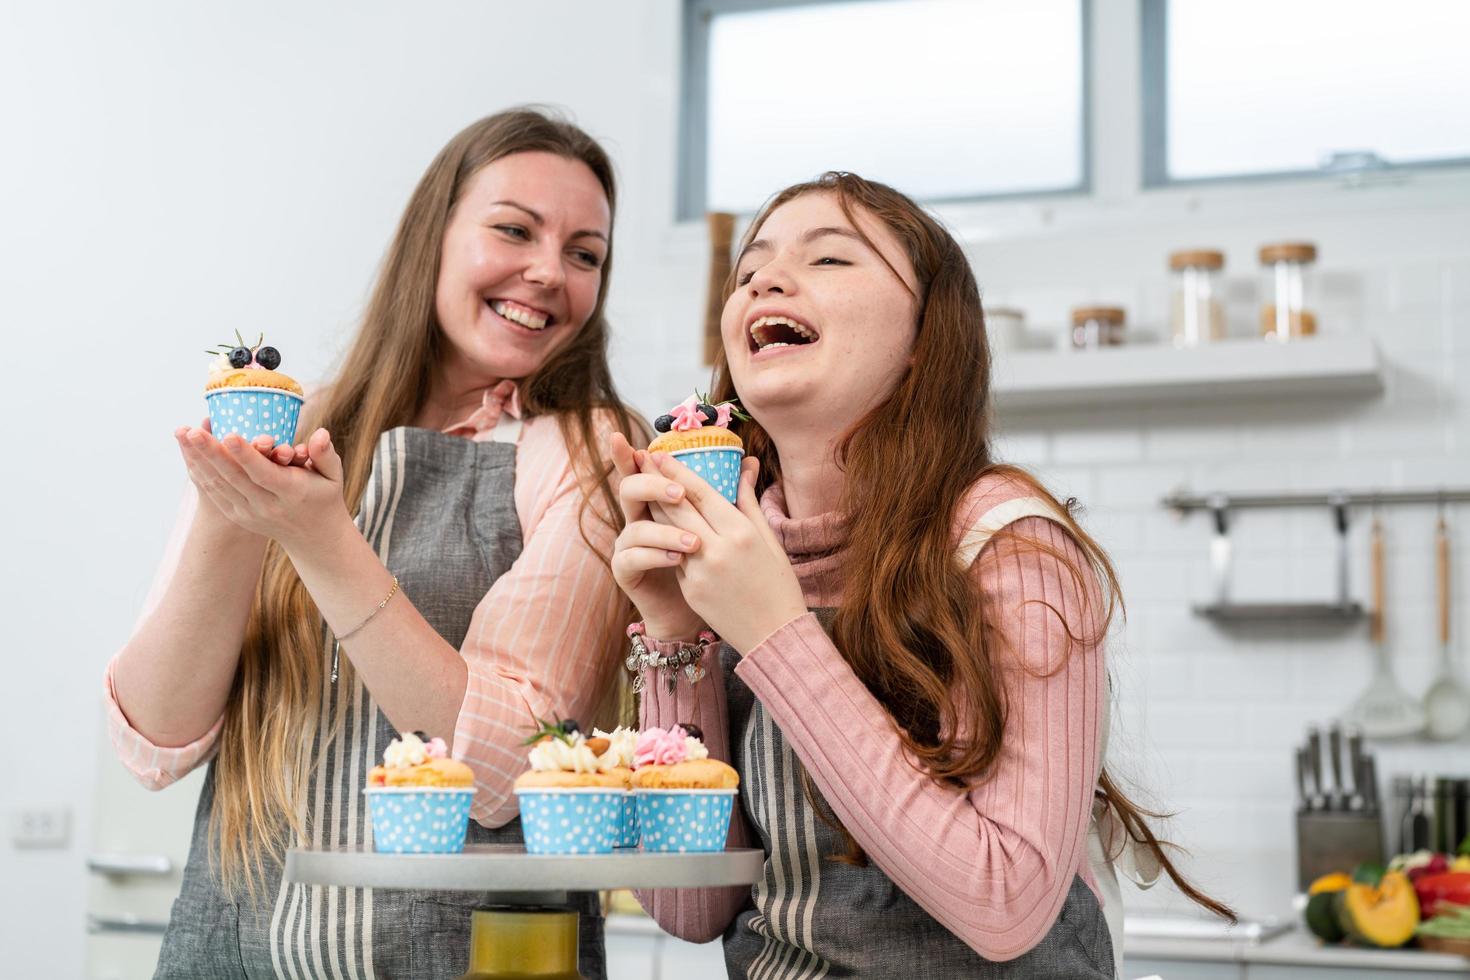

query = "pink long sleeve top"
(105, 382), (626, 828)
(638, 474), (1108, 962)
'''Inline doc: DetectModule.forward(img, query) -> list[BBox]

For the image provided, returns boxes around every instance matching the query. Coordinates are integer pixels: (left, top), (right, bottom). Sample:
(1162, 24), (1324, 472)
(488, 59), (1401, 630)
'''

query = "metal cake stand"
(285, 843), (762, 905)
(286, 844), (762, 976)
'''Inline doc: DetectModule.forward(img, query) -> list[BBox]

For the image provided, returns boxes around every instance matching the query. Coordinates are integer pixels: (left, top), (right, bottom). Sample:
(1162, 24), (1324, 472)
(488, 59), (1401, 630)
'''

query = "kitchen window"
(1141, 0), (1470, 187)
(679, 0), (1090, 218)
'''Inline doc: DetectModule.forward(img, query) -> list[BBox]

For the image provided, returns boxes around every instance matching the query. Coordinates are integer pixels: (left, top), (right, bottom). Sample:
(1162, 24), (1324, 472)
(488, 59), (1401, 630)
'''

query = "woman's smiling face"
(722, 191), (919, 432)
(433, 150), (610, 385)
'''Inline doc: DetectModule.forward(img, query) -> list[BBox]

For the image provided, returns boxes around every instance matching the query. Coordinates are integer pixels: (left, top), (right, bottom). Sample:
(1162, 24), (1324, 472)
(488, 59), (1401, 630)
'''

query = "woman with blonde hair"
(611, 172), (1231, 977)
(107, 108), (637, 979)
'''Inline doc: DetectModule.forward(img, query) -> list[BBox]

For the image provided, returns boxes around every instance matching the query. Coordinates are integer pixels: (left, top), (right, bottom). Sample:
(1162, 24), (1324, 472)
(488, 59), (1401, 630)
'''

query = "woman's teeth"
(491, 300), (549, 330)
(750, 315), (818, 352)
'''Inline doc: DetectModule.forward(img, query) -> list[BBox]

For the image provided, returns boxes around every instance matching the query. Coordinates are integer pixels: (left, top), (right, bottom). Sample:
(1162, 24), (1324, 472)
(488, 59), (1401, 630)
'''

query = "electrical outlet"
(11, 806), (71, 848)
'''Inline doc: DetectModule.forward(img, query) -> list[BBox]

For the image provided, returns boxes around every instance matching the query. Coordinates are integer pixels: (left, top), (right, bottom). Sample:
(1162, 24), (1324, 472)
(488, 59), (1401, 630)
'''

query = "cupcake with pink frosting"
(646, 394), (747, 505)
(631, 724), (738, 853)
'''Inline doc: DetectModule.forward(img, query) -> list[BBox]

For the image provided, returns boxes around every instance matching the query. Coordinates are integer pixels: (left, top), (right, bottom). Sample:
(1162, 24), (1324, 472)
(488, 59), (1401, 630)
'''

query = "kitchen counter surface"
(607, 913), (1470, 973)
(1129, 926), (1470, 973)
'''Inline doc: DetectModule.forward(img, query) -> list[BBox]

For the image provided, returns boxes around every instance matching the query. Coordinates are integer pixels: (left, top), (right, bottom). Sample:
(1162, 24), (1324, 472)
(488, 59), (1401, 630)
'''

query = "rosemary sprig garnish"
(520, 713), (580, 746)
(693, 389), (753, 422)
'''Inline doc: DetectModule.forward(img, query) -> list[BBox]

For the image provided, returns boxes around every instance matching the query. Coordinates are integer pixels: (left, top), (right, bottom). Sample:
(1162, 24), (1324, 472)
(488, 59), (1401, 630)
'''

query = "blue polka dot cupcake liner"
(613, 792), (640, 848)
(205, 386), (304, 446)
(634, 789), (737, 853)
(364, 787), (475, 854)
(671, 447), (743, 505)
(514, 788), (626, 855)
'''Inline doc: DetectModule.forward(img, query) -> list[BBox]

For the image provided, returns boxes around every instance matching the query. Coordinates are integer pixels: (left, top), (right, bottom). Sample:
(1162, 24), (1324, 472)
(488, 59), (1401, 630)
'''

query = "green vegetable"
(1352, 862), (1387, 886)
(1416, 903), (1470, 939)
(1303, 873), (1352, 942)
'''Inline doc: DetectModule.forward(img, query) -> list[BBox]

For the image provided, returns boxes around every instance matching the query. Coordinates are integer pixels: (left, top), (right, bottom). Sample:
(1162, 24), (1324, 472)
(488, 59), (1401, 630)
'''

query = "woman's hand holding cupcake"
(176, 422), (351, 555)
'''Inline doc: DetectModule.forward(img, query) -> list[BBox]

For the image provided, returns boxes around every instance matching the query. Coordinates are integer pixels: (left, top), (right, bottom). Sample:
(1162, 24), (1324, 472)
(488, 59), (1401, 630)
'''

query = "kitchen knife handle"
(1306, 727), (1324, 808)
(1361, 755), (1378, 813)
(1347, 729), (1365, 809)
(1328, 726), (1344, 808)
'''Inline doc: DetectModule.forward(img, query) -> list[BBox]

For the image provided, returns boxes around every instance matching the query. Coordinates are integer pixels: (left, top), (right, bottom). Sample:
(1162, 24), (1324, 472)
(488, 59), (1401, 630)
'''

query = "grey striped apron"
(153, 426), (605, 980)
(720, 608), (1115, 979)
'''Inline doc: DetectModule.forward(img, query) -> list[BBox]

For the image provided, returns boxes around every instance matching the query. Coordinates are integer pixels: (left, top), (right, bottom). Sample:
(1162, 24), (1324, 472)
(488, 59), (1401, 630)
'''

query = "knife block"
(1296, 809), (1385, 889)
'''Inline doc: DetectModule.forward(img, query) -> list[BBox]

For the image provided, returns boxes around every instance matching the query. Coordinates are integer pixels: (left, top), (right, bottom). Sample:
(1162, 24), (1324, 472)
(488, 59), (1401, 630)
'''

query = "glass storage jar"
(986, 306), (1026, 353)
(1070, 306), (1125, 350)
(1259, 241), (1318, 341)
(1169, 249), (1226, 347)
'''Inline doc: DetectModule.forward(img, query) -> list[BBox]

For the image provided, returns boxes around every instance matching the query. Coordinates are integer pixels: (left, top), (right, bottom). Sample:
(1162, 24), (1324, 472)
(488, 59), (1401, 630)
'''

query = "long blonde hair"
(212, 108), (639, 893)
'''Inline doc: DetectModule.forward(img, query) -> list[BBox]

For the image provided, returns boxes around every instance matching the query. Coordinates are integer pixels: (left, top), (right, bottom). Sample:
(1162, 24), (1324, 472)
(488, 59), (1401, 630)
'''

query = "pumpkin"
(1304, 873), (1352, 942)
(1336, 870), (1420, 948)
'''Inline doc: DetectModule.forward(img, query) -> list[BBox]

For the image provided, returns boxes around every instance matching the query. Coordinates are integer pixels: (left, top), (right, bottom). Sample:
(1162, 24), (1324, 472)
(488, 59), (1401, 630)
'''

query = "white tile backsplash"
(982, 248), (1470, 918)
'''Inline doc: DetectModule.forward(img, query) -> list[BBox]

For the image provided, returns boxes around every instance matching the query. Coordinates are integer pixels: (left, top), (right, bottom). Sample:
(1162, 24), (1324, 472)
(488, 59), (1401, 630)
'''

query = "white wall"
(4, 0), (1468, 975)
(0, 2), (696, 974)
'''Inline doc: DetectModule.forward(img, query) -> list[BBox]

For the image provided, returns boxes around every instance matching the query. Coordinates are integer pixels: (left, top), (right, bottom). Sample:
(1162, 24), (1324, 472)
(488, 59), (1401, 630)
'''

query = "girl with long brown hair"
(106, 108), (637, 979)
(611, 173), (1231, 978)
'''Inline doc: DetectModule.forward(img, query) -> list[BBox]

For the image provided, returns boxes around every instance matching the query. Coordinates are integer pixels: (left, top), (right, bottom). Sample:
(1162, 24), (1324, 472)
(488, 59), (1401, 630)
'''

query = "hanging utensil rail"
(1164, 487), (1470, 625)
(1164, 488), (1470, 512)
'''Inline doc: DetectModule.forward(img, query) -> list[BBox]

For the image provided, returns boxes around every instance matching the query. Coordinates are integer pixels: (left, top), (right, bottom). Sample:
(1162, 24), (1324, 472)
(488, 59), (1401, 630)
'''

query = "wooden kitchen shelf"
(991, 336), (1383, 414)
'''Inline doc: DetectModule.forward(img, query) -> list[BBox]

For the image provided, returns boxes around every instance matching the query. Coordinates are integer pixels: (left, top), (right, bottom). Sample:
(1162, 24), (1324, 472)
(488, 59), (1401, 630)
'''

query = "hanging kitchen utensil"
(1344, 516), (1425, 737)
(1424, 508), (1470, 739)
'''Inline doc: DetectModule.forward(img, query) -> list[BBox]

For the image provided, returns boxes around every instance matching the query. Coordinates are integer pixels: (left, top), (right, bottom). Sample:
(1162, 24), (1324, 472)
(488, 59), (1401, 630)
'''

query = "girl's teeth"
(749, 315), (817, 344)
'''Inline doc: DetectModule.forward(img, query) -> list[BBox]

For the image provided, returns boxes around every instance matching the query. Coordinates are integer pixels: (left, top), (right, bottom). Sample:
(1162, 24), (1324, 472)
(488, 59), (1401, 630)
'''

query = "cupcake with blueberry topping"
(631, 724), (739, 853)
(204, 332), (304, 445)
(647, 394), (747, 504)
(364, 731), (476, 854)
(513, 717), (628, 855)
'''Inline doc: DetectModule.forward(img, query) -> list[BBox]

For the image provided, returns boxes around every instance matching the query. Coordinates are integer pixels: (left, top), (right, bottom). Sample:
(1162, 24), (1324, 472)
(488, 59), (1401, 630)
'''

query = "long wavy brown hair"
(711, 172), (1233, 922)
(212, 108), (640, 894)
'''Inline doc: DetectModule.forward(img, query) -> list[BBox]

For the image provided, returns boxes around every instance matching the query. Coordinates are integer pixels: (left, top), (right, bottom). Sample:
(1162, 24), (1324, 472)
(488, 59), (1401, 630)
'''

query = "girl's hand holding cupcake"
(176, 423), (352, 555)
(608, 431), (708, 641)
(641, 449), (807, 655)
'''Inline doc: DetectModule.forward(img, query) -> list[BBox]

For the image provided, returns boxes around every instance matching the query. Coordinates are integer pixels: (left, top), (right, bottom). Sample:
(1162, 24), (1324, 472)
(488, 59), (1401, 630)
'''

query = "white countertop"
(609, 913), (1470, 972)
(1128, 927), (1470, 973)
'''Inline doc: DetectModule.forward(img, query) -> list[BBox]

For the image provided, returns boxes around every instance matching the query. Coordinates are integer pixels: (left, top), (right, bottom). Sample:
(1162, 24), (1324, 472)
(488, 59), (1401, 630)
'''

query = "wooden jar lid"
(1169, 249), (1224, 270)
(1071, 306), (1126, 325)
(1259, 241), (1317, 264)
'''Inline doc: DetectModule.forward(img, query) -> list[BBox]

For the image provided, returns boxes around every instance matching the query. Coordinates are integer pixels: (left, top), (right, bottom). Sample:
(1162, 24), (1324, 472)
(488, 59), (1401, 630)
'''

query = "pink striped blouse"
(638, 475), (1107, 961)
(104, 381), (625, 828)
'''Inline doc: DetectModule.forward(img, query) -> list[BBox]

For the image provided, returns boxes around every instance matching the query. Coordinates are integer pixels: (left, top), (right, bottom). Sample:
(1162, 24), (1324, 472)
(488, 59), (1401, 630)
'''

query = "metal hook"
(1208, 494), (1231, 606)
